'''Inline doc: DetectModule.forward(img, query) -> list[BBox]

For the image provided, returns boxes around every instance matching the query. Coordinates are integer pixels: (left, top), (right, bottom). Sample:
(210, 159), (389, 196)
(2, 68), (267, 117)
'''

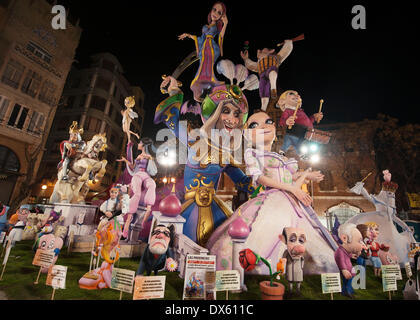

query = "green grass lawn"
(0, 240), (408, 300)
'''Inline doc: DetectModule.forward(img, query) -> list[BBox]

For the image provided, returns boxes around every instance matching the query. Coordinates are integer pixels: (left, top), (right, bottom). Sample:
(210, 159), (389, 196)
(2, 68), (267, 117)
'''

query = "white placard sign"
(110, 267), (136, 294)
(183, 254), (216, 300)
(321, 273), (342, 294)
(215, 270), (240, 291)
(133, 275), (166, 300)
(32, 249), (55, 268)
(46, 265), (67, 289)
(382, 272), (397, 292)
(382, 264), (402, 280)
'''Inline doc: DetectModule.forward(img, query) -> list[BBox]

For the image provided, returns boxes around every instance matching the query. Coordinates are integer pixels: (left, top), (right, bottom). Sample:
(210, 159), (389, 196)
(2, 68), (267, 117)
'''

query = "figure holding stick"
(317, 99), (324, 124)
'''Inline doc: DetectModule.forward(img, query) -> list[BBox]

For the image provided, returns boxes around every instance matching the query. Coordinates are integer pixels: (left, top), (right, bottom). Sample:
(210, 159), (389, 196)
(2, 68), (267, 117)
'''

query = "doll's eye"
(248, 122), (259, 129)
(265, 119), (274, 125)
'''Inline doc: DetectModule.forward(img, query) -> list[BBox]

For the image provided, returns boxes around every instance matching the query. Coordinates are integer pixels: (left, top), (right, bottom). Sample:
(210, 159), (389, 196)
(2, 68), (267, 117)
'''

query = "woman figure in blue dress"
(178, 2), (228, 102)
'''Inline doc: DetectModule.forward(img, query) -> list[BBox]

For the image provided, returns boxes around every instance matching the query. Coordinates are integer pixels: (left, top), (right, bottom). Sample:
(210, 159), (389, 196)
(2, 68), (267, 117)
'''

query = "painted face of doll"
(370, 225), (379, 240)
(211, 3), (224, 22)
(216, 103), (241, 133)
(69, 132), (78, 142)
(109, 188), (119, 200)
(257, 48), (276, 60)
(283, 90), (301, 109)
(245, 112), (276, 148)
(149, 226), (171, 255)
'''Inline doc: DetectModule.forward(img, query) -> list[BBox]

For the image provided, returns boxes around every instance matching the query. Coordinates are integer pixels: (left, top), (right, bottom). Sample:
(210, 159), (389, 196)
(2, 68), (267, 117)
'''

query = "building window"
(7, 104), (29, 129)
(21, 70), (42, 98)
(79, 95), (87, 108)
(319, 170), (335, 191)
(26, 42), (52, 64)
(102, 60), (115, 73)
(114, 109), (122, 125)
(0, 96), (10, 122)
(1, 59), (25, 89)
(27, 111), (45, 135)
(70, 77), (81, 89)
(86, 116), (102, 133)
(64, 96), (75, 109)
(0, 145), (20, 173)
(39, 80), (57, 106)
(90, 95), (107, 112)
(95, 76), (111, 92)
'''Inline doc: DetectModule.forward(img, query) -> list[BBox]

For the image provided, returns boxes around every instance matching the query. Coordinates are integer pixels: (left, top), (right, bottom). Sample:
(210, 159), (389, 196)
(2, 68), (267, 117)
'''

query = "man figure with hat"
(58, 121), (86, 181)
(241, 40), (293, 111)
(277, 90), (323, 155)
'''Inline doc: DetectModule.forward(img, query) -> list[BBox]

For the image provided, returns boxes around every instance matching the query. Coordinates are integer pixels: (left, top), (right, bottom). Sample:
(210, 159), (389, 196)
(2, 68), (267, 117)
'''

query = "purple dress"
(207, 148), (338, 275)
(190, 23), (223, 100)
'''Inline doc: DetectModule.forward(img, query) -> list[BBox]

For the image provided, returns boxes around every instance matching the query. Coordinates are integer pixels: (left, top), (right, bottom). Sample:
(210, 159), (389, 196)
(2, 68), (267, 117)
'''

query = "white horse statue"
(348, 170), (416, 267)
(50, 133), (108, 204)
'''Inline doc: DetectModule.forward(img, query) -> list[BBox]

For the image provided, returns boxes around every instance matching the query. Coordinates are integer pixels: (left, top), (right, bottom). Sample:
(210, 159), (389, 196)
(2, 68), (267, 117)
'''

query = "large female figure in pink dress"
(178, 2), (228, 102)
(207, 111), (339, 275)
(118, 137), (157, 238)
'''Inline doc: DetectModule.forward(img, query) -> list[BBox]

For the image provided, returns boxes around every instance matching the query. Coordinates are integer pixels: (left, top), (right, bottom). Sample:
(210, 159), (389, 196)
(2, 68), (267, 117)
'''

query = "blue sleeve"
(154, 93), (188, 146)
(224, 166), (256, 194)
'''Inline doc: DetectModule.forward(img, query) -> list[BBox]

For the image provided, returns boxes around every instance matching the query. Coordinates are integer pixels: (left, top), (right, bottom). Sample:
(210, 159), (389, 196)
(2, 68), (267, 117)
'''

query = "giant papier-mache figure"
(59, 121), (86, 181)
(50, 121), (108, 204)
(178, 2), (228, 102)
(348, 169), (416, 266)
(154, 60), (258, 247)
(207, 111), (338, 275)
(241, 41), (294, 111)
(334, 223), (366, 299)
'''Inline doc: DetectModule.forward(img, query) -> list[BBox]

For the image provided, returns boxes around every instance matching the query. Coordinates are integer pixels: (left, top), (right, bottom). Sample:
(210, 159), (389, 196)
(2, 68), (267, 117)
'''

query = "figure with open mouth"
(154, 62), (258, 247)
(178, 2), (228, 102)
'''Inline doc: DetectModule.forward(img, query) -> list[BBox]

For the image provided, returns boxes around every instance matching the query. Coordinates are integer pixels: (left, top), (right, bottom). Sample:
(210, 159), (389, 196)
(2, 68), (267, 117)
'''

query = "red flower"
(239, 249), (258, 271)
(244, 41), (249, 45)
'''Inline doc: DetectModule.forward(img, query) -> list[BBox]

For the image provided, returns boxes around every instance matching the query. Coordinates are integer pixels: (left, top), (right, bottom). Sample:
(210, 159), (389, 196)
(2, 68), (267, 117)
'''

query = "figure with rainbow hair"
(178, 2), (228, 102)
(154, 59), (258, 247)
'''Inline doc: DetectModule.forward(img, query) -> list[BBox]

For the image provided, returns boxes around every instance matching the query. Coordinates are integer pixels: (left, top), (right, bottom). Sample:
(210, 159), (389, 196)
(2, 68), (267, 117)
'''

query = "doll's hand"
(285, 116), (295, 126)
(307, 170), (324, 183)
(178, 33), (191, 40)
(240, 50), (249, 60)
(221, 14), (228, 25)
(342, 269), (352, 280)
(160, 76), (180, 94)
(313, 112), (323, 122)
(290, 186), (312, 207)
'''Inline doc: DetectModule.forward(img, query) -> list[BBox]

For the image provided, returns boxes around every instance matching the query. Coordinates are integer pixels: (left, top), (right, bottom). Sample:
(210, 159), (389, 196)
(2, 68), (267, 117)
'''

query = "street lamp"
(41, 185), (47, 190)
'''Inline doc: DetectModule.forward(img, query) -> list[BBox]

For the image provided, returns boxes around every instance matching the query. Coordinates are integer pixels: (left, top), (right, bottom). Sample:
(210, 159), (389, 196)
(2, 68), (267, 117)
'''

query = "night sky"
(58, 1), (418, 136)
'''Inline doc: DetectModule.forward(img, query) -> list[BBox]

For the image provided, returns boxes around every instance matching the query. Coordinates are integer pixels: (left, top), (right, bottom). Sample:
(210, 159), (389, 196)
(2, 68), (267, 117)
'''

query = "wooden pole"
(288, 100), (302, 130)
(34, 267), (42, 284)
(317, 99), (324, 124)
(330, 292), (333, 300)
(388, 291), (392, 300)
(226, 290), (229, 300)
(0, 241), (10, 281)
(361, 172), (373, 183)
(119, 290), (123, 300)
(51, 288), (56, 300)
